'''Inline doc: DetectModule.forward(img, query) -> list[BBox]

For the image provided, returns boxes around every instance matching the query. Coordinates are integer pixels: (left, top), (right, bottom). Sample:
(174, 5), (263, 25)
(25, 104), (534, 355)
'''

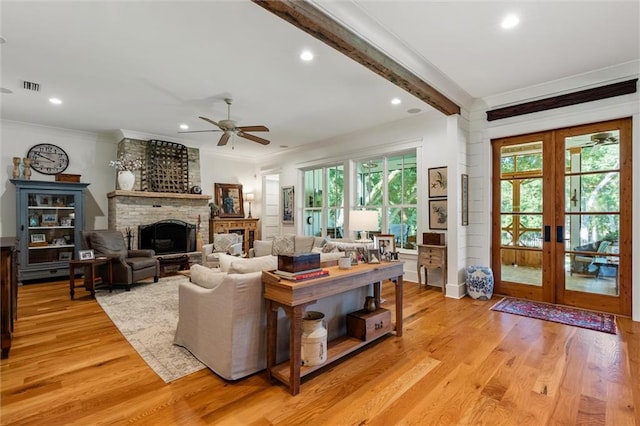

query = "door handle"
(544, 226), (551, 242)
(556, 226), (563, 243)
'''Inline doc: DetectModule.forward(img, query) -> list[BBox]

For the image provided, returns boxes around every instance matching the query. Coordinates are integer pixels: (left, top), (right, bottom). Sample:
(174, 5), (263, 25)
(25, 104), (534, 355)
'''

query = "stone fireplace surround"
(107, 190), (211, 253)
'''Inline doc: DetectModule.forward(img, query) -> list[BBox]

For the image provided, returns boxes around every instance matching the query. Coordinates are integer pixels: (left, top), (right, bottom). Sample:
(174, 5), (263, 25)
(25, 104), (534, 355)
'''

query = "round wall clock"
(27, 143), (69, 175)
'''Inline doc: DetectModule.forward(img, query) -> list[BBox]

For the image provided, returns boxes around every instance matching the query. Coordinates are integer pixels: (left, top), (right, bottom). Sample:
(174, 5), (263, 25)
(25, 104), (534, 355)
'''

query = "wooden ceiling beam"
(251, 0), (461, 116)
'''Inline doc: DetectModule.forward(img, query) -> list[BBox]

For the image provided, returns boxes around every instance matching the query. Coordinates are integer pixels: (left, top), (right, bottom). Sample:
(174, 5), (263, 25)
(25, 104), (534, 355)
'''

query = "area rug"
(490, 297), (617, 334)
(95, 276), (206, 382)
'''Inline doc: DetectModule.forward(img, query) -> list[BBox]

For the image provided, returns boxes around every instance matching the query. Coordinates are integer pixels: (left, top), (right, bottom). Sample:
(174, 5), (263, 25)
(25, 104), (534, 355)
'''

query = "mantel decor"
(214, 183), (244, 218)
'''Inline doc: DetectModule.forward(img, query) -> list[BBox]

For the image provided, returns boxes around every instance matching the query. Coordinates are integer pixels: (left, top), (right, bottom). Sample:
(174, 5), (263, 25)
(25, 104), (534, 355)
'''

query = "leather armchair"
(81, 230), (159, 290)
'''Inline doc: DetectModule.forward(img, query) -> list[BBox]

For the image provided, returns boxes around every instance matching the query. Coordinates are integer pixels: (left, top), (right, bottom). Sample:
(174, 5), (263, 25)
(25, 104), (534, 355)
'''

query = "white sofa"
(173, 252), (370, 380)
(249, 234), (373, 263)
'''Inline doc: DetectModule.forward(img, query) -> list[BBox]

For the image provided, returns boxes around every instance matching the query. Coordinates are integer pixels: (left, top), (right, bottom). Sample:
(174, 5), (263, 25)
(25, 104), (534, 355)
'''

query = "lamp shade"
(349, 210), (378, 232)
(245, 193), (255, 201)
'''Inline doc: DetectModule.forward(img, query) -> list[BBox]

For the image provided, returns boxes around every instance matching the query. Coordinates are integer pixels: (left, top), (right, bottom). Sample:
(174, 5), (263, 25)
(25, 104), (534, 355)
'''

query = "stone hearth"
(107, 190), (210, 250)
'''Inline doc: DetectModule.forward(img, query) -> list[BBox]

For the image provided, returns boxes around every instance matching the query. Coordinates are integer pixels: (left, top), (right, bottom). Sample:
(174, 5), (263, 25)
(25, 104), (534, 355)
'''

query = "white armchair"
(202, 233), (244, 268)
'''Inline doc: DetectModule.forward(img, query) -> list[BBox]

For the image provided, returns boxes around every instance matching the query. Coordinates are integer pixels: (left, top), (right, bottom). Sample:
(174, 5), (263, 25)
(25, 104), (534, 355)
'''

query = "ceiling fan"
(179, 98), (270, 146)
(588, 132), (618, 146)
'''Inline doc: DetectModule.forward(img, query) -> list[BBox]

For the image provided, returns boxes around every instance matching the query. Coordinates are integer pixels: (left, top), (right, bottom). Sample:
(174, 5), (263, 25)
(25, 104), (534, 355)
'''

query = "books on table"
(274, 268), (329, 281)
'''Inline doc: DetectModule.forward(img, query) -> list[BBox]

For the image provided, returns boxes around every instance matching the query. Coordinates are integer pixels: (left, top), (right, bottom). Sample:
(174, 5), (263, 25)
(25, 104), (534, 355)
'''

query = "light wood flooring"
(1, 278), (638, 425)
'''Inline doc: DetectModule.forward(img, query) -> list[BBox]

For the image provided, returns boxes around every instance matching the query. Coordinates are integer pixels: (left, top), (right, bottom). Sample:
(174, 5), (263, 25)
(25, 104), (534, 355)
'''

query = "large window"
(356, 152), (417, 250)
(303, 165), (344, 238)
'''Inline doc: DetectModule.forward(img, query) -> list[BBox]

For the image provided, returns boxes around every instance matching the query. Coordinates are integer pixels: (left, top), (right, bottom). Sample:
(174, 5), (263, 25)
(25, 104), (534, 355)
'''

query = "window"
(303, 165), (344, 237)
(356, 152), (417, 250)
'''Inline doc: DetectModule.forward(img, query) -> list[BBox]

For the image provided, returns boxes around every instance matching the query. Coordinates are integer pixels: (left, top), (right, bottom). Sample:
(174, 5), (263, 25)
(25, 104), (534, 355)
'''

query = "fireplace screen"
(138, 219), (196, 254)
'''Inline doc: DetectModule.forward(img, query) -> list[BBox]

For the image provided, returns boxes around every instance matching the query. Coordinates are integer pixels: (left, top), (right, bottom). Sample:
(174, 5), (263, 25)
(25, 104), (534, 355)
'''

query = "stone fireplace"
(107, 190), (210, 252)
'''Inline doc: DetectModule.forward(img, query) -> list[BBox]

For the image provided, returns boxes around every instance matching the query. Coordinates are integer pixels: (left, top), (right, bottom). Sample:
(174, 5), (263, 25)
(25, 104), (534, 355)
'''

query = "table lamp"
(349, 210), (378, 242)
(245, 193), (255, 218)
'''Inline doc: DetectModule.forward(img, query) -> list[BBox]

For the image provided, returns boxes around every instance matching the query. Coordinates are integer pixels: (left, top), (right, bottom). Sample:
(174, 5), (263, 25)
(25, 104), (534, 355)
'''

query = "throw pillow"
(189, 264), (226, 290)
(214, 233), (237, 252)
(272, 235), (295, 255)
(253, 240), (272, 257)
(294, 236), (315, 253)
(322, 243), (339, 253)
(89, 231), (128, 260)
(228, 255), (277, 274)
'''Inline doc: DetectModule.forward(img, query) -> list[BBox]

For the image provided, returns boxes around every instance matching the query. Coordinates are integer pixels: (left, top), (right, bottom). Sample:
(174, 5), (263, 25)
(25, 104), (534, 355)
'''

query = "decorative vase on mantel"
(118, 170), (135, 191)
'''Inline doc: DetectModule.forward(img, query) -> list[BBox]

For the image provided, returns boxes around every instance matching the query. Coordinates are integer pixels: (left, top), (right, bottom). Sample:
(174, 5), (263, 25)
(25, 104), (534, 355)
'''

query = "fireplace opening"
(138, 219), (196, 255)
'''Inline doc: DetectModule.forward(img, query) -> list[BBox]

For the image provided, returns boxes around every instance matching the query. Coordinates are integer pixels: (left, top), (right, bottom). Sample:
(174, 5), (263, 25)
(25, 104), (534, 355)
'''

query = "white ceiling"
(1, 1), (638, 158)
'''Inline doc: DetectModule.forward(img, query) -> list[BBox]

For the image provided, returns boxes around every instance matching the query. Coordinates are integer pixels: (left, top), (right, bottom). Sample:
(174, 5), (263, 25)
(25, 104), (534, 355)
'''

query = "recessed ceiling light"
(407, 108), (421, 114)
(179, 124), (189, 130)
(0, 36), (6, 44)
(501, 14), (520, 29)
(300, 50), (314, 61)
(49, 97), (62, 105)
(391, 98), (402, 105)
(0, 88), (13, 94)
(280, 145), (289, 149)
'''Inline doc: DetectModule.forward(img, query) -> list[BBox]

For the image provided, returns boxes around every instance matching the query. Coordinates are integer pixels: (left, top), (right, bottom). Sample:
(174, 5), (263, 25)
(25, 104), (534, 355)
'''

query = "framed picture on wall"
(461, 173), (469, 226)
(429, 199), (448, 230)
(214, 183), (244, 218)
(428, 166), (448, 198)
(282, 186), (294, 224)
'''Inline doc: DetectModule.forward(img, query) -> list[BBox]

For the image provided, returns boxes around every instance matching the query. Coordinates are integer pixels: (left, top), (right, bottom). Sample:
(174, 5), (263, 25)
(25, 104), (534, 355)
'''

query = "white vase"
(118, 170), (135, 191)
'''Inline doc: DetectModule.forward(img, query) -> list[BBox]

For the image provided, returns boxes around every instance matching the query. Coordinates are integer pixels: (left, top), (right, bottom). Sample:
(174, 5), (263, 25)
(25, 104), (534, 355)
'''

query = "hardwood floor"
(1, 278), (638, 425)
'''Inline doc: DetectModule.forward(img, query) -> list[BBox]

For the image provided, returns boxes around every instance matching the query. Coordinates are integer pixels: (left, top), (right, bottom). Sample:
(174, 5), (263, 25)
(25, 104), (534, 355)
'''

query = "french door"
(491, 118), (632, 316)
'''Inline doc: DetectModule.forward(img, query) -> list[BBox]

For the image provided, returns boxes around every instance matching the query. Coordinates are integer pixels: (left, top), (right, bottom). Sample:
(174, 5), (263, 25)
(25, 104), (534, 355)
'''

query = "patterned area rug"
(95, 276), (206, 382)
(491, 297), (617, 334)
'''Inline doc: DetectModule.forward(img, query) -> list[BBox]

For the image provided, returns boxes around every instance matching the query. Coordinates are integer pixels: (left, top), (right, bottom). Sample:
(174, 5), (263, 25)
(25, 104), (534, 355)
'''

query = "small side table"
(417, 244), (447, 293)
(69, 257), (113, 299)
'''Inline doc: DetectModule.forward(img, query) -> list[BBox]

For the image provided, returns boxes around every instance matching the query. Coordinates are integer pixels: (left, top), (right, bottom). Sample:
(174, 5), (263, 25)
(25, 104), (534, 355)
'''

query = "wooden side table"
(417, 244), (447, 293)
(69, 257), (113, 299)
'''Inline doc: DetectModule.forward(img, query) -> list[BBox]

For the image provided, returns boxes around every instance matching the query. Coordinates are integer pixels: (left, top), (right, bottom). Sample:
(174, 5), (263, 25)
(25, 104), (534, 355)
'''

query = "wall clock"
(27, 143), (69, 175)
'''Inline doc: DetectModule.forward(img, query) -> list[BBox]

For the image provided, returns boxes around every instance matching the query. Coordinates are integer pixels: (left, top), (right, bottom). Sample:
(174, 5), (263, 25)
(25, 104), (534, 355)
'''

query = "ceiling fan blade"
(236, 125), (269, 132)
(199, 116), (223, 129)
(178, 129), (222, 133)
(218, 133), (231, 146)
(238, 132), (270, 145)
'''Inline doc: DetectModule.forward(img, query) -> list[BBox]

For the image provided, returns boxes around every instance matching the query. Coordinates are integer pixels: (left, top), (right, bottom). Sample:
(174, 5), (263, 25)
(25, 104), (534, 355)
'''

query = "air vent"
(22, 81), (40, 92)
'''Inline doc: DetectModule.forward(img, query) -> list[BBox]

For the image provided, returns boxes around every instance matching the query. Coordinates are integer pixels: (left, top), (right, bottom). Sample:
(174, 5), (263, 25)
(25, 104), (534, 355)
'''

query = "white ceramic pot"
(117, 170), (135, 191)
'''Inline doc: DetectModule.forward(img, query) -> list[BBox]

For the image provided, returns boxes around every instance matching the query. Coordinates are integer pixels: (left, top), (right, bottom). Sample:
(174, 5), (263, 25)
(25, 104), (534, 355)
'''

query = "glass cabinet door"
(26, 192), (77, 265)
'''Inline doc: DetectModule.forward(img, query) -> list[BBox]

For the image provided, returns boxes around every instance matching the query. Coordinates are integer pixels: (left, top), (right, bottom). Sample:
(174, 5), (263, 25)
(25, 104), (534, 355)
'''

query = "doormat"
(490, 297), (617, 334)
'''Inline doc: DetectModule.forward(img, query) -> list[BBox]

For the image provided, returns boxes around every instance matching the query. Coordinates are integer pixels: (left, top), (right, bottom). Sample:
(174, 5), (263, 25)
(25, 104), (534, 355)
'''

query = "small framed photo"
(29, 214), (40, 227)
(368, 249), (381, 264)
(60, 217), (72, 227)
(374, 234), (396, 256)
(30, 233), (46, 244)
(428, 166), (448, 198)
(344, 249), (358, 265)
(59, 252), (72, 261)
(79, 249), (95, 260)
(41, 213), (58, 226)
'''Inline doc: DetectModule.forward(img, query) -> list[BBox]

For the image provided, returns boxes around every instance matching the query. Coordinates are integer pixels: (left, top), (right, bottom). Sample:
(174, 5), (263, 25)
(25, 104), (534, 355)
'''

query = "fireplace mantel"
(107, 190), (210, 201)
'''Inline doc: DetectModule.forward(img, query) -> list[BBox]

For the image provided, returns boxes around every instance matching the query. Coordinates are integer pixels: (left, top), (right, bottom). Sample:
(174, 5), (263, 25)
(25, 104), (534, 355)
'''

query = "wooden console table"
(209, 218), (259, 254)
(417, 244), (447, 293)
(262, 261), (404, 395)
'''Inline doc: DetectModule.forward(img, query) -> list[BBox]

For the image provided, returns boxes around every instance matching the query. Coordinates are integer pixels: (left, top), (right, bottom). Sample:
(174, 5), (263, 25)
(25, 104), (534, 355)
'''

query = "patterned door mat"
(491, 297), (617, 334)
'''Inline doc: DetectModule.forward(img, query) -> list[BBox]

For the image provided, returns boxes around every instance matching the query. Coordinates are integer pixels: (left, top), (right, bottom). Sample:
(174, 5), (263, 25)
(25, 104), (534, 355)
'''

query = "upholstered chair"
(201, 233), (243, 268)
(81, 230), (159, 290)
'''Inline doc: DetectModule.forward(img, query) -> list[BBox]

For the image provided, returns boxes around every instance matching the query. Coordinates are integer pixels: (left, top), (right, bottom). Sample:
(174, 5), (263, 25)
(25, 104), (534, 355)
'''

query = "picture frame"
(59, 251), (72, 261)
(429, 199), (448, 230)
(428, 166), (448, 198)
(282, 186), (294, 224)
(41, 213), (58, 226)
(374, 234), (396, 255)
(29, 214), (40, 227)
(461, 173), (469, 226)
(30, 233), (46, 244)
(214, 183), (244, 218)
(344, 249), (358, 265)
(368, 249), (381, 264)
(79, 249), (95, 261)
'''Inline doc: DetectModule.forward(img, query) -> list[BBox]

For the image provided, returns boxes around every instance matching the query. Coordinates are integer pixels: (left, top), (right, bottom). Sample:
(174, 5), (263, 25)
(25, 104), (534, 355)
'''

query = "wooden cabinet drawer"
(347, 308), (392, 341)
